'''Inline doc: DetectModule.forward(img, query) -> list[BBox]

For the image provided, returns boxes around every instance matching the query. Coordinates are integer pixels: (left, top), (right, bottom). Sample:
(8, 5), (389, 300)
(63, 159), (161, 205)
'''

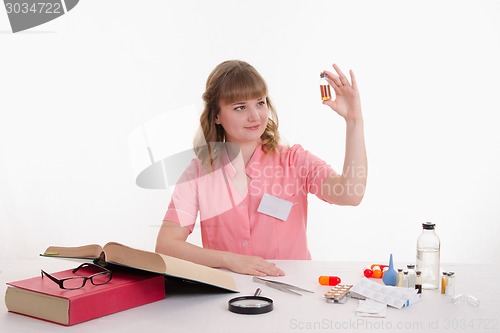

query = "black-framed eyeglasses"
(41, 263), (112, 290)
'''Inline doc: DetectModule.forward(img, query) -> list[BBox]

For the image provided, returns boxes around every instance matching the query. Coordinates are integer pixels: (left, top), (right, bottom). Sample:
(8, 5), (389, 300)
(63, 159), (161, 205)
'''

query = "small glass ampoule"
(445, 272), (455, 297)
(415, 271), (422, 294)
(441, 272), (448, 294)
(407, 264), (416, 288)
(451, 294), (480, 307)
(396, 269), (404, 287)
(320, 73), (331, 101)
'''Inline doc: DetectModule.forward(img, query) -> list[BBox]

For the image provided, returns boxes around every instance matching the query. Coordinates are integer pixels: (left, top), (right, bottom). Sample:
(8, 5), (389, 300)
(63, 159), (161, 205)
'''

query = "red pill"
(364, 268), (373, 278)
(318, 276), (341, 286)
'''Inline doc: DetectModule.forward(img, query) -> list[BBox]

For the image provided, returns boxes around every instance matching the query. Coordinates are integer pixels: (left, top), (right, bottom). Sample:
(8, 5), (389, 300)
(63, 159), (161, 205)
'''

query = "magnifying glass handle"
(254, 288), (262, 297)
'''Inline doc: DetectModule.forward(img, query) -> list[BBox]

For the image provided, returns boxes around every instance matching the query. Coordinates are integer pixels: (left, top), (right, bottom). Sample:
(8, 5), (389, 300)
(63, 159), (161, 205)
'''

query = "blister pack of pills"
(350, 278), (420, 309)
(323, 284), (353, 304)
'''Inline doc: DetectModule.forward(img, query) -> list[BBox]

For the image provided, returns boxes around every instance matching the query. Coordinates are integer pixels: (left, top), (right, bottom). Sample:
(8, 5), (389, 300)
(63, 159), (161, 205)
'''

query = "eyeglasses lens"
(91, 273), (112, 285)
(62, 277), (87, 289)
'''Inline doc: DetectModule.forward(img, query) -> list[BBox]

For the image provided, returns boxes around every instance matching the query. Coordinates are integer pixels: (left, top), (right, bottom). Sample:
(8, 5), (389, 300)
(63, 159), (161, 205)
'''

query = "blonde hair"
(194, 60), (280, 170)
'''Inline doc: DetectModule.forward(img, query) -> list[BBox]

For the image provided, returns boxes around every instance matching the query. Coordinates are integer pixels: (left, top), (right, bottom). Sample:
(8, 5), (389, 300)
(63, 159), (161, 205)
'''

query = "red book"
(5, 265), (165, 326)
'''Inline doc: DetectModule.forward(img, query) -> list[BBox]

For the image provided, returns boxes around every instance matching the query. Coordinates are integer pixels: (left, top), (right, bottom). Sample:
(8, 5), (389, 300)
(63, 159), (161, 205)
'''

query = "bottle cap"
(407, 264), (415, 269)
(422, 222), (436, 229)
(320, 73), (327, 78)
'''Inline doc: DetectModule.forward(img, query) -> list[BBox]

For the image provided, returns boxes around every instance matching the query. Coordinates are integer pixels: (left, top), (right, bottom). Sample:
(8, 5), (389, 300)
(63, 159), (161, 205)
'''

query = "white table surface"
(1, 258), (499, 333)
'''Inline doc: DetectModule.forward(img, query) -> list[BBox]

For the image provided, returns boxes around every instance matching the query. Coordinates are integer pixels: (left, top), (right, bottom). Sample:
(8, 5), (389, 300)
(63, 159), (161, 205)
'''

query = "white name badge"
(257, 194), (294, 221)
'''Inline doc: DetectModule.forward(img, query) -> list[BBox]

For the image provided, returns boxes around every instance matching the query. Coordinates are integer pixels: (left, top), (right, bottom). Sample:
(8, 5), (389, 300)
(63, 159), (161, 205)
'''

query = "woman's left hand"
(322, 64), (362, 121)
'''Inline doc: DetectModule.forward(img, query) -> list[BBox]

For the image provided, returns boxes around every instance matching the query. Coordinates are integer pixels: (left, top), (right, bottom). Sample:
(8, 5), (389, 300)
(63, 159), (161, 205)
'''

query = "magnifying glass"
(228, 288), (274, 315)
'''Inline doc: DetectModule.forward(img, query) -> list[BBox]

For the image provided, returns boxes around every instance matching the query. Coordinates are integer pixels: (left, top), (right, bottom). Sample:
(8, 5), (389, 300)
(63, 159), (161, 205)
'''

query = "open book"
(41, 242), (238, 293)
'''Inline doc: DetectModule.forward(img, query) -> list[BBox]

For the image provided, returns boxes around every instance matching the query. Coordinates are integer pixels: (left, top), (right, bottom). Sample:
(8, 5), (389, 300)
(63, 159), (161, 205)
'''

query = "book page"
(103, 242), (238, 292)
(42, 244), (103, 259)
(103, 242), (167, 273)
(5, 287), (70, 325)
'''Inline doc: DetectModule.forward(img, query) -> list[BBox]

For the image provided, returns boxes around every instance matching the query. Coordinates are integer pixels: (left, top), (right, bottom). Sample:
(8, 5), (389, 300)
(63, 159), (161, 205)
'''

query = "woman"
(156, 60), (367, 276)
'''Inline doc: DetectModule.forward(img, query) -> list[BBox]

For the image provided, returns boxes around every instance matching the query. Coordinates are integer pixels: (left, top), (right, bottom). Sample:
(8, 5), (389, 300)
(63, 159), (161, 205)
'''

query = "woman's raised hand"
(322, 64), (362, 122)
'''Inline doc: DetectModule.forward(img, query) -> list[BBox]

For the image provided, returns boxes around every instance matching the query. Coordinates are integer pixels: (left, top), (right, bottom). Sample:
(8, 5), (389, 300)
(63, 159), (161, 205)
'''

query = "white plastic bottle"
(416, 222), (440, 289)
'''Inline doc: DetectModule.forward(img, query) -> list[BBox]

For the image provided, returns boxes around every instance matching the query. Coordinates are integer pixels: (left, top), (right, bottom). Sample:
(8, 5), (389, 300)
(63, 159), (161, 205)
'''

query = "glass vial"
(441, 272), (448, 294)
(396, 269), (404, 287)
(445, 272), (455, 297)
(407, 264), (416, 288)
(403, 271), (409, 288)
(416, 222), (440, 289)
(320, 73), (331, 101)
(415, 271), (422, 294)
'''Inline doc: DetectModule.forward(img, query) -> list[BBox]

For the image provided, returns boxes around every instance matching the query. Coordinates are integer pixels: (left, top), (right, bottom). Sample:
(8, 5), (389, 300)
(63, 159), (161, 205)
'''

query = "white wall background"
(1, 0), (499, 265)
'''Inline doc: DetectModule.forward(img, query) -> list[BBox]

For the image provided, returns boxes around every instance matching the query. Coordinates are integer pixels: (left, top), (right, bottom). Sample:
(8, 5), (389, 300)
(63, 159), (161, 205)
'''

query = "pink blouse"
(163, 144), (336, 259)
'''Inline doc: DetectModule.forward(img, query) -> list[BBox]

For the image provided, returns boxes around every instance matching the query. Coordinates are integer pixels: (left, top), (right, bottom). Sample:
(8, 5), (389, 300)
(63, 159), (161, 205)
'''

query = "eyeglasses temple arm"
(41, 270), (64, 288)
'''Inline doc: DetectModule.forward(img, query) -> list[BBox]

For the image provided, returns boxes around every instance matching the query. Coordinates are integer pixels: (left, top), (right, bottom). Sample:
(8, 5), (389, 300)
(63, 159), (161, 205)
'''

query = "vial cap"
(320, 73), (327, 78)
(422, 222), (436, 230)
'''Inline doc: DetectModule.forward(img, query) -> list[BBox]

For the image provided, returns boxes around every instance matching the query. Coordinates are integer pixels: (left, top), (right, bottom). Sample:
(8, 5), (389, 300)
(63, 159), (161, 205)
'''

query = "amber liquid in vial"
(320, 84), (331, 101)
